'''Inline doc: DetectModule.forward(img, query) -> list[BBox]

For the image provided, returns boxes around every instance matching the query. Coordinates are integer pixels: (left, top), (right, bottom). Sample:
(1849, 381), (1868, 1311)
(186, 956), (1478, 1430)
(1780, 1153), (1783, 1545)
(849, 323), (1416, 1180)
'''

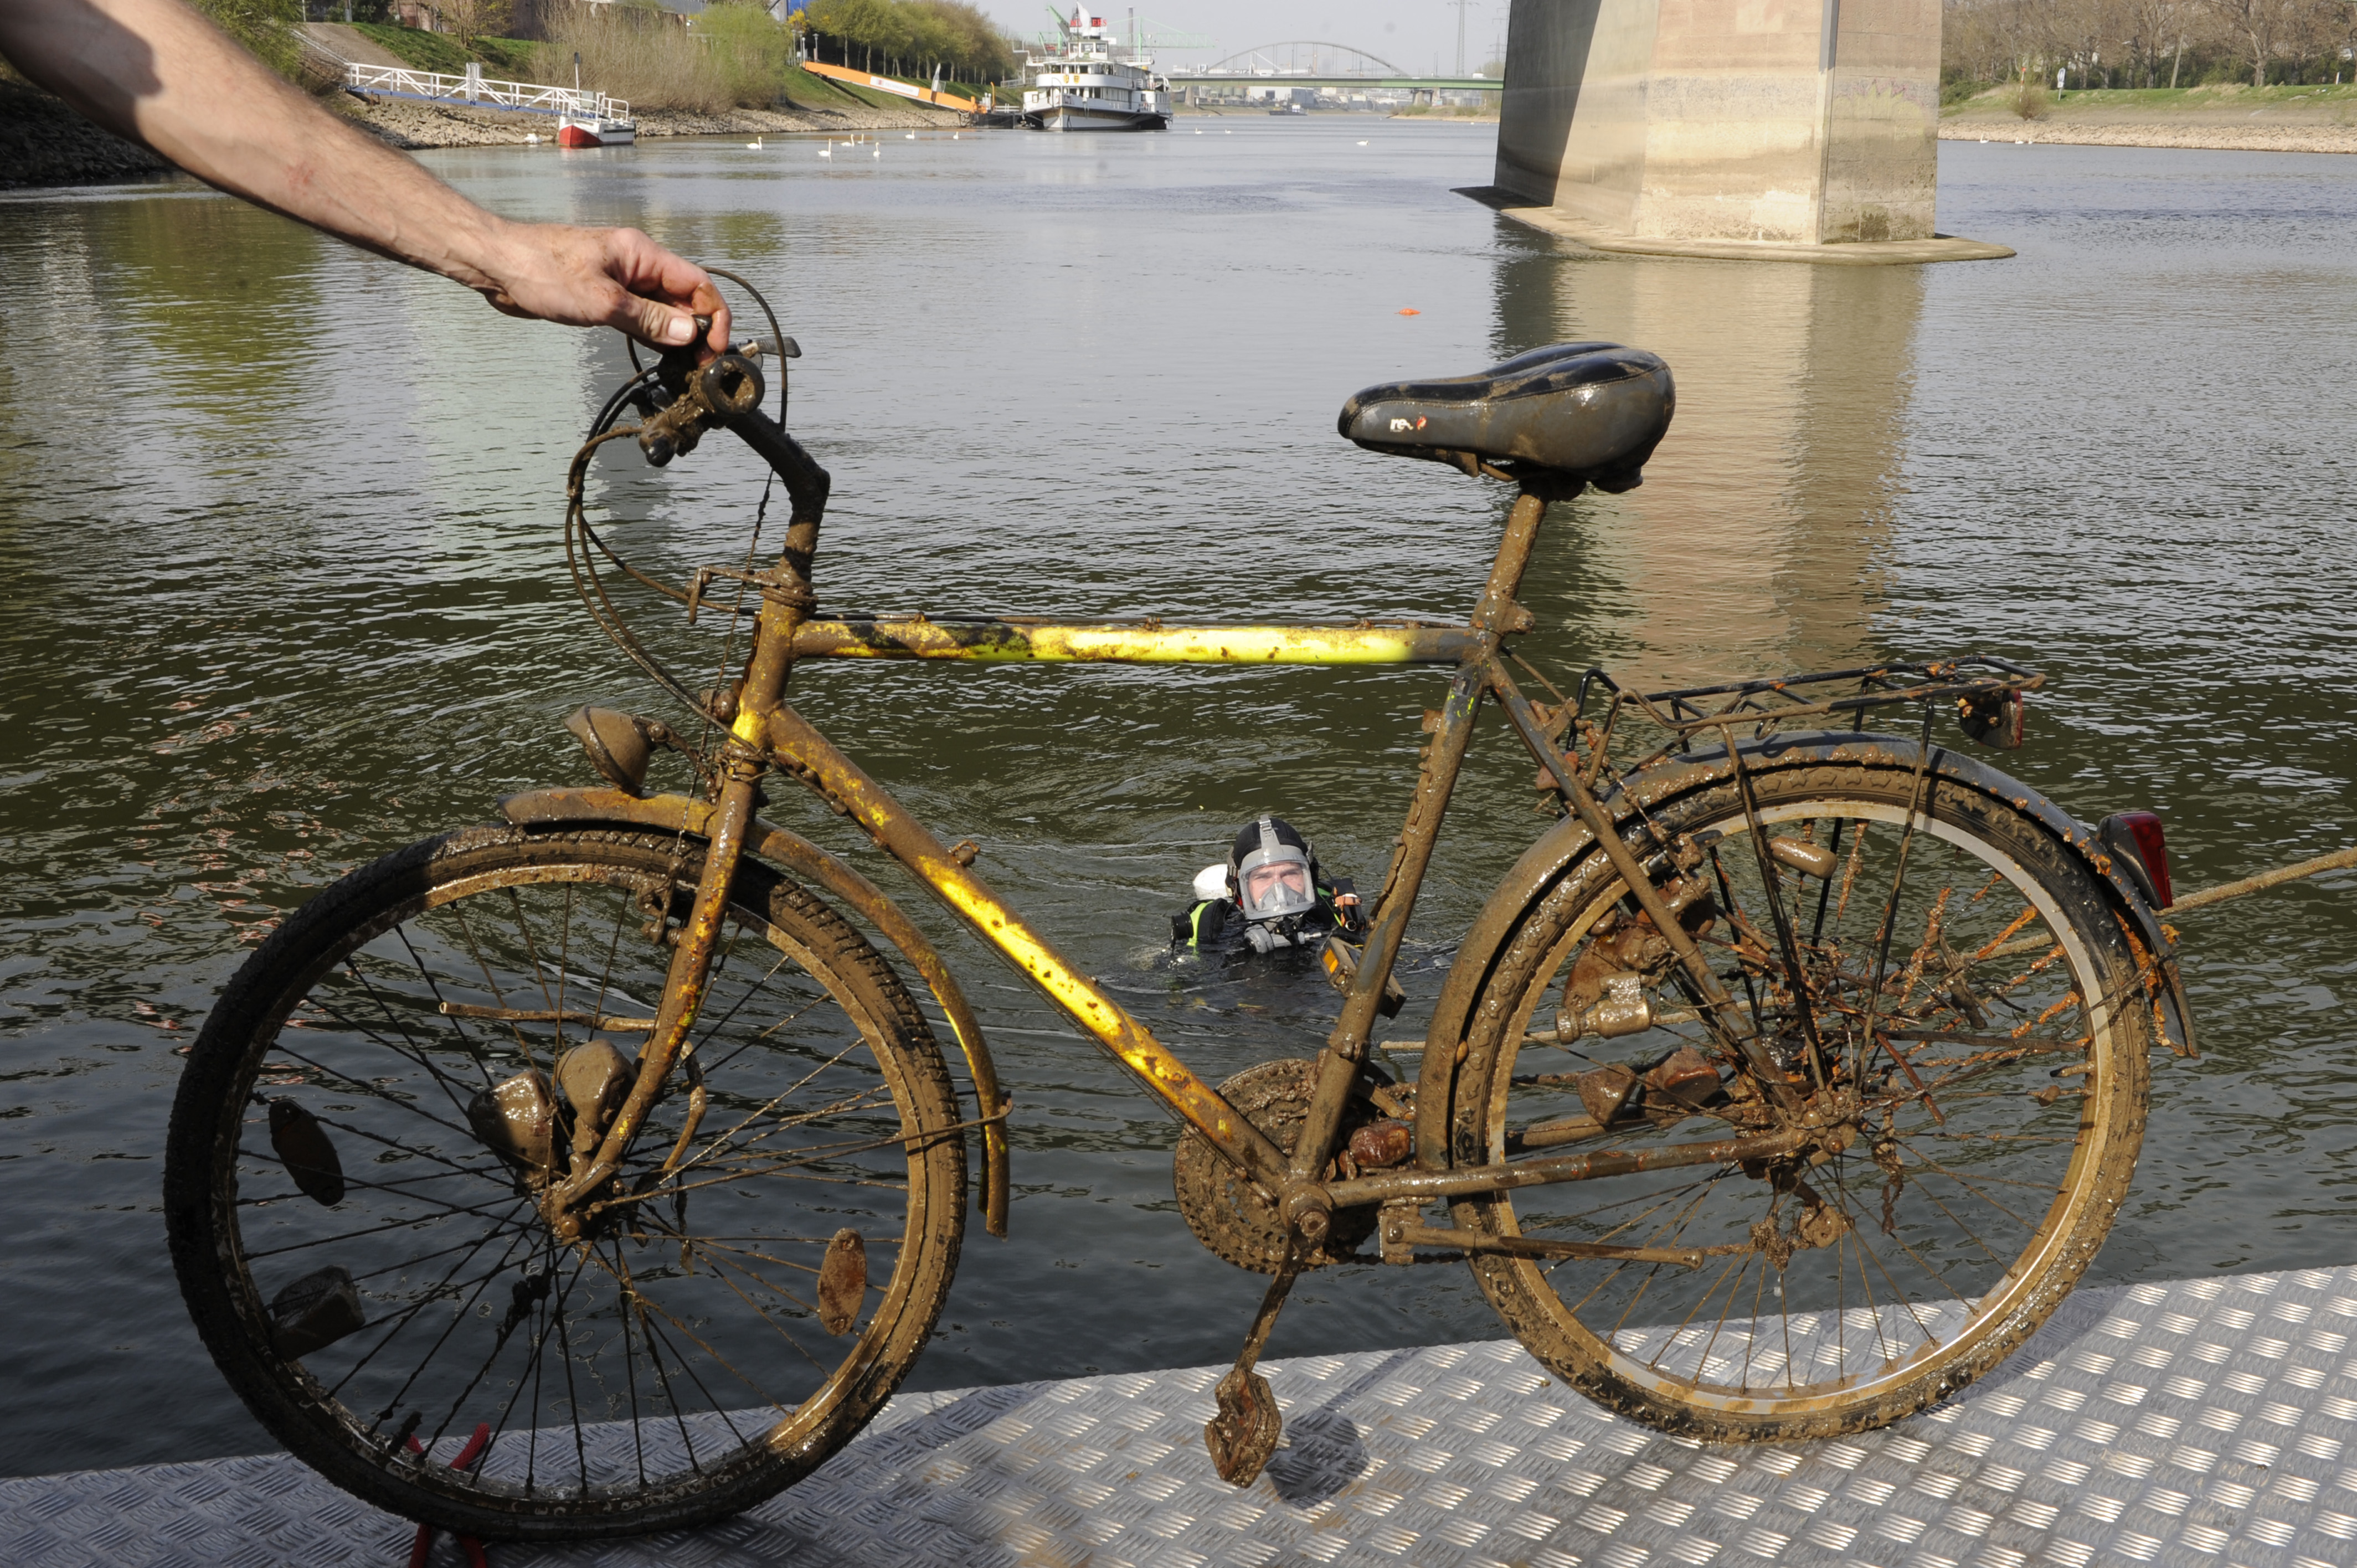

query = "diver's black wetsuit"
(1171, 879), (1362, 954)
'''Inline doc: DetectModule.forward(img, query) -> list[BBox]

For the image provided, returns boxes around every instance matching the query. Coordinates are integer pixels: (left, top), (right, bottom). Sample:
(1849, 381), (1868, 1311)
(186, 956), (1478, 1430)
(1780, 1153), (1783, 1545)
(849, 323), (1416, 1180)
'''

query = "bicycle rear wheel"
(165, 826), (966, 1539)
(1456, 762), (2154, 1441)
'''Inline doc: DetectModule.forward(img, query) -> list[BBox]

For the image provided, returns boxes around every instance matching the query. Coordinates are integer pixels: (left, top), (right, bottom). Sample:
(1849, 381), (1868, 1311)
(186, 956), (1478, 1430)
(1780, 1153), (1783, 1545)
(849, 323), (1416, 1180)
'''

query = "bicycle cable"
(564, 271), (793, 721)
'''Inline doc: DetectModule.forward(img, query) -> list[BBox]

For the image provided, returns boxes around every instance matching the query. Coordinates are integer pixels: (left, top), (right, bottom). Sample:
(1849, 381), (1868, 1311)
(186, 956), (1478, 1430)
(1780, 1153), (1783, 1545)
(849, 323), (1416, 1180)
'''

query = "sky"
(992, 1), (1512, 77)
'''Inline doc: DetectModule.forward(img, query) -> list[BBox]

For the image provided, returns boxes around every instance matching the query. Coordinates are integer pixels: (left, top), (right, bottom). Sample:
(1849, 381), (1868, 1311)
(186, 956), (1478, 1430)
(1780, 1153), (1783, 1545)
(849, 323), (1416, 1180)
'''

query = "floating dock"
(8, 1264), (2357, 1565)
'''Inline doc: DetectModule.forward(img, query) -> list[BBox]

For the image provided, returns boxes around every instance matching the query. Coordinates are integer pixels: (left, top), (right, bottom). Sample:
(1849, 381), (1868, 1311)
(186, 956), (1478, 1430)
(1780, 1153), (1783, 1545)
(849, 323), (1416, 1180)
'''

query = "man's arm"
(0, 0), (725, 350)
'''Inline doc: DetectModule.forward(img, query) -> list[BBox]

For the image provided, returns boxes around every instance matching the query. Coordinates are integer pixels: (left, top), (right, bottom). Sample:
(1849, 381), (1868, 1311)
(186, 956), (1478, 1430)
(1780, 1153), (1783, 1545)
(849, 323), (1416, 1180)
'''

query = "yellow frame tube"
(757, 702), (1295, 1189)
(791, 617), (1478, 666)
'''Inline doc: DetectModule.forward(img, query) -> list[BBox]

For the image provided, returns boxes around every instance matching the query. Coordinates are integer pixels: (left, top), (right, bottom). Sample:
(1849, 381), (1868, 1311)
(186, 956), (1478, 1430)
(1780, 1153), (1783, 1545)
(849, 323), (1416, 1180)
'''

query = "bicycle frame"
(543, 368), (1779, 1243)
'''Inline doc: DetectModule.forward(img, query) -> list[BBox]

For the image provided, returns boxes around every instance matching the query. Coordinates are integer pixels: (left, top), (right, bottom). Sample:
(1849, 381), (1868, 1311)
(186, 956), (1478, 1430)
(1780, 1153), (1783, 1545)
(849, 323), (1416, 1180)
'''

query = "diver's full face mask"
(1236, 850), (1316, 923)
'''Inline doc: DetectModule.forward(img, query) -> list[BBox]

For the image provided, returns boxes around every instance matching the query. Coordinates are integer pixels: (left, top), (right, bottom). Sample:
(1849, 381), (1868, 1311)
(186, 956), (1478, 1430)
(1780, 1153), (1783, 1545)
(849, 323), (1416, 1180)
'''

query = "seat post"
(1469, 479), (1573, 637)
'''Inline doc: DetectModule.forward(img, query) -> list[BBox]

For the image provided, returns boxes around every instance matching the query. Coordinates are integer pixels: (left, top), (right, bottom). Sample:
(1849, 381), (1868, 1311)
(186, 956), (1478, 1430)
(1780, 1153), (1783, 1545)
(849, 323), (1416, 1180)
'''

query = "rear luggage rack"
(1530, 656), (2044, 785)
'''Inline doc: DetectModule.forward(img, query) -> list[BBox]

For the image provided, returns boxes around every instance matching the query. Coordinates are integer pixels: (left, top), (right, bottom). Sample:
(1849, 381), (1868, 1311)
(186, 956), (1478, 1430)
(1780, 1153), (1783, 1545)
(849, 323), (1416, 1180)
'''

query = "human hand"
(474, 221), (730, 355)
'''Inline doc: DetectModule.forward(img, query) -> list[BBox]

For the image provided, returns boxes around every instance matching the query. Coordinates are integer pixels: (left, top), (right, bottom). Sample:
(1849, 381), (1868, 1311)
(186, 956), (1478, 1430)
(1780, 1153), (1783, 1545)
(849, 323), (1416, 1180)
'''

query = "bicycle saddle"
(1337, 342), (1674, 490)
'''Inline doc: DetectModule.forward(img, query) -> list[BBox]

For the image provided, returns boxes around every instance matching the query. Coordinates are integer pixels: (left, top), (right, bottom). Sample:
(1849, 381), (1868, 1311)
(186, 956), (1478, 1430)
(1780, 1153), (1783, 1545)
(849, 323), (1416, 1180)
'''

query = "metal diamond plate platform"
(15, 1265), (2357, 1567)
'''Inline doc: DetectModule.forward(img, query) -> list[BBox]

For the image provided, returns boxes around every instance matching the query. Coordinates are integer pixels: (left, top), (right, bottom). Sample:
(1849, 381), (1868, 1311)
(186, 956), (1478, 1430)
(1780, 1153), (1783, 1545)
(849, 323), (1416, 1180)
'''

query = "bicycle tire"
(164, 825), (966, 1539)
(1453, 761), (2153, 1442)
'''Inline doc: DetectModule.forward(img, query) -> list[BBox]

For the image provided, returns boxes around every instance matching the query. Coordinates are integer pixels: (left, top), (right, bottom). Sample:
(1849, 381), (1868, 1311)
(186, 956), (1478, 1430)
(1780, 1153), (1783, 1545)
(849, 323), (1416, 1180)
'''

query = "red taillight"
(2104, 810), (2173, 908)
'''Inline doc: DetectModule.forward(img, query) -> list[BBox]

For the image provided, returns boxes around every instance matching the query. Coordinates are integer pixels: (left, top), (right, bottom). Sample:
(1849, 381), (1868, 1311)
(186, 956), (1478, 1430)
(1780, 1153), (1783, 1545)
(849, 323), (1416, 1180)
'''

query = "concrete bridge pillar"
(1488, 0), (2001, 259)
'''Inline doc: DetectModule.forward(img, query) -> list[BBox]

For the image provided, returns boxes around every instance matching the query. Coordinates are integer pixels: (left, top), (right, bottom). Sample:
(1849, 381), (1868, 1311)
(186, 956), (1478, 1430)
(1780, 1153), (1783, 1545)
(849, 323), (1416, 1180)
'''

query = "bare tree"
(2203, 0), (2301, 86)
(2046, 0), (2126, 88)
(2121, 0), (2200, 84)
(2279, 0), (2337, 80)
(1948, 0), (2065, 85)
(439, 0), (513, 54)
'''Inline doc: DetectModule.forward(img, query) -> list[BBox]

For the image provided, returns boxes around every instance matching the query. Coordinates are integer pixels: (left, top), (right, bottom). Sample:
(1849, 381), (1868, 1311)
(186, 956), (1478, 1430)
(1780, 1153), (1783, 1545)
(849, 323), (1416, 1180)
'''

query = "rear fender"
(1413, 732), (2190, 1170)
(500, 786), (1012, 1237)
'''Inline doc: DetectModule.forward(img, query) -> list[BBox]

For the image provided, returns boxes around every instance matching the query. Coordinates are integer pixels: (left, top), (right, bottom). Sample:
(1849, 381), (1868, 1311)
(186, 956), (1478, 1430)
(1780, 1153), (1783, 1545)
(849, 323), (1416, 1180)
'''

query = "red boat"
(556, 105), (636, 147)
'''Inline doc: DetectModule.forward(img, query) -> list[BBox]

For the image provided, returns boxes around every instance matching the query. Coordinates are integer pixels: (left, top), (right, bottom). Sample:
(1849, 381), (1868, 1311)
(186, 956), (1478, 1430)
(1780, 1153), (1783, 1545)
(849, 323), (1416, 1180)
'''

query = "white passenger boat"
(1021, 7), (1169, 132)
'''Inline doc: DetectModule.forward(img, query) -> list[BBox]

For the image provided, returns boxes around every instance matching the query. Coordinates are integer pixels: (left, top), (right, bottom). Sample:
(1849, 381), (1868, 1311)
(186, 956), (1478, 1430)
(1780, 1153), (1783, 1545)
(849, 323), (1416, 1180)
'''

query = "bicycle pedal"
(1203, 1366), (1283, 1487)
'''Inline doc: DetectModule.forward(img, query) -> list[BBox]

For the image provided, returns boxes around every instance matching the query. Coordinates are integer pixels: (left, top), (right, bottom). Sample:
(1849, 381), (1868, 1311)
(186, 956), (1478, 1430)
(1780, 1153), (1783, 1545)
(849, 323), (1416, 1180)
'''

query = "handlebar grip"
(720, 406), (830, 523)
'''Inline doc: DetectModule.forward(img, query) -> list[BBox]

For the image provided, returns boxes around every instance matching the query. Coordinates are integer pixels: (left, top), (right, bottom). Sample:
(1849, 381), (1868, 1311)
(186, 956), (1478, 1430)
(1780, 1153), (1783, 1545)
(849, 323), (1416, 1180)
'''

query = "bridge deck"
(7, 1264), (2357, 1565)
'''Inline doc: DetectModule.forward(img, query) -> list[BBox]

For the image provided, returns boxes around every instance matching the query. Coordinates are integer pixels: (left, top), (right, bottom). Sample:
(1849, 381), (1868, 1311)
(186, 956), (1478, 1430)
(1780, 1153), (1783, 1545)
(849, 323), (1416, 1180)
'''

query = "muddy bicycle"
(164, 280), (2193, 1542)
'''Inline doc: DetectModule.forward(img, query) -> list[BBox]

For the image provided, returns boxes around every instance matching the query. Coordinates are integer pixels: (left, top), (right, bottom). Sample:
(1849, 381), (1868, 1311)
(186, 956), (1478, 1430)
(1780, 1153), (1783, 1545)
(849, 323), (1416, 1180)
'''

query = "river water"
(3, 123), (2355, 1476)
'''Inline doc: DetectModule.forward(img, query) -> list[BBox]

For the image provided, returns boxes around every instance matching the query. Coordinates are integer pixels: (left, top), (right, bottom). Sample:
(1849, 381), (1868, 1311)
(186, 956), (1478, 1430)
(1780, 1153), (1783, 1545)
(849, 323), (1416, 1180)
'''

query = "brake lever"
(636, 315), (734, 467)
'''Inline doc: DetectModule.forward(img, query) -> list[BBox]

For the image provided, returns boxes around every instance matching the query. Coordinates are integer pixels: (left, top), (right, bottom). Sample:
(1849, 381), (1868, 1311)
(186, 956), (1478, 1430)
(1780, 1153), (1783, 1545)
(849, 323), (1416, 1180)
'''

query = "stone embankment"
(306, 22), (965, 146)
(0, 71), (967, 185)
(344, 94), (961, 148)
(1941, 85), (2357, 154)
(0, 76), (168, 188)
(350, 95), (960, 150)
(1941, 118), (2357, 154)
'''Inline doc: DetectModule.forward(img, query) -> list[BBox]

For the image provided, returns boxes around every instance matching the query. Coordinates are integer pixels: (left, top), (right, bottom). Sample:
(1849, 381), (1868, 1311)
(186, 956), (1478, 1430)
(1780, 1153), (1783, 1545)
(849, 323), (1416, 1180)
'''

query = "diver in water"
(1172, 814), (1365, 955)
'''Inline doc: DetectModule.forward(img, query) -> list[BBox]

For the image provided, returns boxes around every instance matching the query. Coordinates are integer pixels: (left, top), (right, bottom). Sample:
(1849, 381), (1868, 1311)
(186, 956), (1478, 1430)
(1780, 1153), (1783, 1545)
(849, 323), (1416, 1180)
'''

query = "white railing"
(344, 63), (629, 121)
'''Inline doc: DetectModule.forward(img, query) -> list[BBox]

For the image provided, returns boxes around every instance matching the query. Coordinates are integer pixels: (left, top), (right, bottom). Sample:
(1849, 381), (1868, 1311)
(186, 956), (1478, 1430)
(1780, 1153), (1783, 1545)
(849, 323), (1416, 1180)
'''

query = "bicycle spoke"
(185, 833), (970, 1525)
(322, 1208), (536, 1402)
(393, 926), (503, 1096)
(1475, 776), (2141, 1424)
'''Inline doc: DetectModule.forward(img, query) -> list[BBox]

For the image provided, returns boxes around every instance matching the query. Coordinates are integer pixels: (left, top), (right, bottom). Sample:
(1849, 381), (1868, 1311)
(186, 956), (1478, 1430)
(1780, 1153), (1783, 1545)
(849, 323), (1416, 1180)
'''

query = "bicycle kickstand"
(1205, 1251), (1302, 1487)
(403, 1423), (491, 1568)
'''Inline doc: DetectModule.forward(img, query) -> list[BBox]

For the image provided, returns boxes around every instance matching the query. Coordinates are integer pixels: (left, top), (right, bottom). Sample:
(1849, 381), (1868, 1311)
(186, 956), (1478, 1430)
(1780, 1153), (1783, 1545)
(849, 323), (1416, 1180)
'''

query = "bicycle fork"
(543, 401), (831, 1236)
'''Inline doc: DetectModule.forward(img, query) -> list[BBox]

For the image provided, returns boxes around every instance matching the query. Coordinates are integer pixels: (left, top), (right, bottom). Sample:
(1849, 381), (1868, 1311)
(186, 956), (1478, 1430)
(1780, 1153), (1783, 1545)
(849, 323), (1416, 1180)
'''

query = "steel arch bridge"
(1200, 42), (1409, 76)
(1167, 41), (1492, 93)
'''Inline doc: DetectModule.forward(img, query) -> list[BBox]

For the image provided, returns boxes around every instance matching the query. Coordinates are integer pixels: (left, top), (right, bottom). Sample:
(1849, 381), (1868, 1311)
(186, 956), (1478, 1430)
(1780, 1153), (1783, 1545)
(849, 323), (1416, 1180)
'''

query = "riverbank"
(350, 94), (961, 149)
(0, 66), (960, 185)
(0, 76), (167, 189)
(1941, 81), (2357, 154)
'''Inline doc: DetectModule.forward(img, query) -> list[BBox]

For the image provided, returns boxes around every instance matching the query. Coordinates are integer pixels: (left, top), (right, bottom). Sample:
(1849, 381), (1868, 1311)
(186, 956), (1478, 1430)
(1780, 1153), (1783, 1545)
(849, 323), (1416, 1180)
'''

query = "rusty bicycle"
(165, 279), (2192, 1542)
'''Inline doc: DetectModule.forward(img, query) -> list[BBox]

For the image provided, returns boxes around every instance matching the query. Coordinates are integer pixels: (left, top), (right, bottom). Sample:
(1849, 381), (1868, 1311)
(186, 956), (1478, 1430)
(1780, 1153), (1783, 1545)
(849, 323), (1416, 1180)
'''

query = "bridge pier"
(1486, 0), (2006, 262)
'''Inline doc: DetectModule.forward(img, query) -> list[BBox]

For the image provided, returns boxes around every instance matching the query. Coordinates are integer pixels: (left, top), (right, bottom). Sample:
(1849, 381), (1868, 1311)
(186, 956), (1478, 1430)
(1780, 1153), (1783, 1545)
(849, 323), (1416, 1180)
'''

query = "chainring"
(1173, 1058), (1380, 1273)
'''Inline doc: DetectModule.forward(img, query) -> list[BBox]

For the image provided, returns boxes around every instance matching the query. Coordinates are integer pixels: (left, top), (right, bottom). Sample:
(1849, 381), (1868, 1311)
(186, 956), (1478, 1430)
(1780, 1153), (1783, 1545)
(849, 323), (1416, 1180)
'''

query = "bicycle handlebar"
(721, 402), (831, 524)
(626, 328), (832, 527)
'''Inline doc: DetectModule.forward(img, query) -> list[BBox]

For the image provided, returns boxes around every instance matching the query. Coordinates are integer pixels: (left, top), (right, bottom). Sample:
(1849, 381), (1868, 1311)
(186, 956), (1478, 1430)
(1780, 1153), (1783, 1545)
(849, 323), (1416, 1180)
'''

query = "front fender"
(1413, 731), (2190, 1170)
(499, 786), (1011, 1238)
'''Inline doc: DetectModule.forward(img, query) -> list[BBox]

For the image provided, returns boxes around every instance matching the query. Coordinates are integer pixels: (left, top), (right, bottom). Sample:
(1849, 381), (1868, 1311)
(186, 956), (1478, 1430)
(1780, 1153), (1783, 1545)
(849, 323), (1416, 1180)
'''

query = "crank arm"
(1388, 1221), (1705, 1270)
(1325, 1126), (1809, 1208)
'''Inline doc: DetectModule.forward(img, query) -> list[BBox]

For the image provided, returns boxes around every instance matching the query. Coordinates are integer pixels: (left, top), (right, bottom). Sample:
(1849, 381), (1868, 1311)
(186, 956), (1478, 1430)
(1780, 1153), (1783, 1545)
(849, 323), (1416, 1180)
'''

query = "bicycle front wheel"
(1457, 761), (2154, 1442)
(165, 826), (966, 1540)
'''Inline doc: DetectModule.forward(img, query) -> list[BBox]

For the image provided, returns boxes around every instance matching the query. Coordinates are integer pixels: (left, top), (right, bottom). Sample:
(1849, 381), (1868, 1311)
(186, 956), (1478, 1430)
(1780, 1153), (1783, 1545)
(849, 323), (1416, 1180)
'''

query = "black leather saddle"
(1336, 342), (1675, 490)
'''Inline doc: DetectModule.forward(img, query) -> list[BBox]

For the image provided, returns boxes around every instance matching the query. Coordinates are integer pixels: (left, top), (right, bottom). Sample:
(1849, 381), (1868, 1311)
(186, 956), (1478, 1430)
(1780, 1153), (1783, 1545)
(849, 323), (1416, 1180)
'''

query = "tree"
(2120, 0), (2200, 85)
(697, 0), (795, 105)
(805, 0), (1010, 82)
(2046, 0), (2118, 89)
(439, 0), (514, 55)
(2202, 0), (2301, 85)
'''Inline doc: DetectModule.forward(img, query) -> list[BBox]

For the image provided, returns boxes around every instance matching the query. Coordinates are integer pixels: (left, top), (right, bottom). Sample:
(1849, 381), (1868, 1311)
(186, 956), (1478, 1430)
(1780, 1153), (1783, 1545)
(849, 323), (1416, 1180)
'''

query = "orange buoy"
(1397, 308), (1421, 316)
